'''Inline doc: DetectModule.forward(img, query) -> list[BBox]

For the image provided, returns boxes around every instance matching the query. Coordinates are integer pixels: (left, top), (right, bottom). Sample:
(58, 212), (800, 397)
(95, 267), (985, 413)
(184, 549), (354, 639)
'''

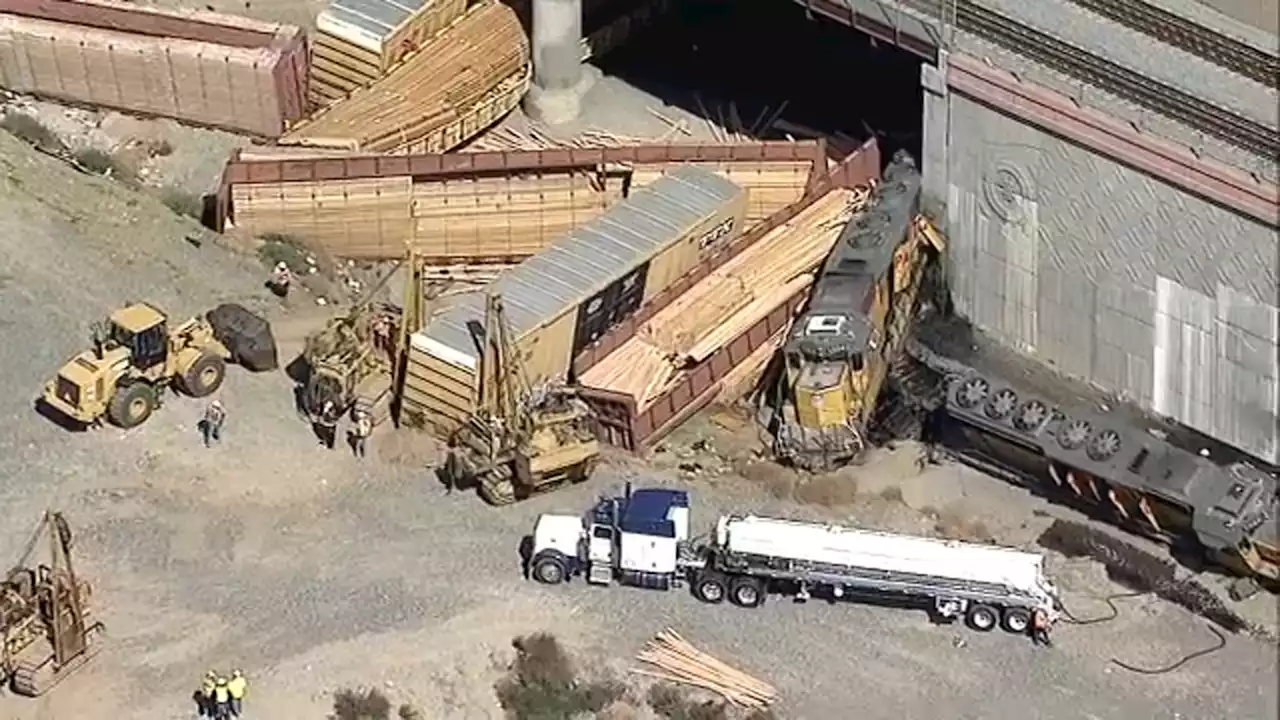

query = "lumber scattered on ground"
(633, 630), (777, 708)
(579, 187), (869, 408)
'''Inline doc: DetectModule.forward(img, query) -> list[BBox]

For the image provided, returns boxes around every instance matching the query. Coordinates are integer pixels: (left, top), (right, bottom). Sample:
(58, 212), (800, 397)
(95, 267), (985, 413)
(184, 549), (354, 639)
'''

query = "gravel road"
(0, 123), (1276, 720)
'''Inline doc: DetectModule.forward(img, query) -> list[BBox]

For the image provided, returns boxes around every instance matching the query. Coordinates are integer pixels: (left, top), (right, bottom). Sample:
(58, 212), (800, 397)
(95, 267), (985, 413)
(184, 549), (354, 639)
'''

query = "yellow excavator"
(443, 292), (600, 505)
(1, 511), (104, 696)
(764, 151), (946, 470)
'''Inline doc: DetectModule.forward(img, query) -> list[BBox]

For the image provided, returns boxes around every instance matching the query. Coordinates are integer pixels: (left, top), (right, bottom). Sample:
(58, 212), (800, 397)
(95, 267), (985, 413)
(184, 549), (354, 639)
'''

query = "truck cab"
(529, 487), (691, 589)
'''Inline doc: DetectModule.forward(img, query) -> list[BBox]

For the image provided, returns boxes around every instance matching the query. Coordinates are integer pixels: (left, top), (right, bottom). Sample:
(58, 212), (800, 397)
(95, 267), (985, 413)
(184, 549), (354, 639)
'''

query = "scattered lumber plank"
(633, 629), (777, 708)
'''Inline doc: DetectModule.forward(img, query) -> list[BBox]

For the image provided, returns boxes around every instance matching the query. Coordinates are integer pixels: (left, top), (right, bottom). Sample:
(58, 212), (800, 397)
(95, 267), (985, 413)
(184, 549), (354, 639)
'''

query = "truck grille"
(56, 376), (80, 406)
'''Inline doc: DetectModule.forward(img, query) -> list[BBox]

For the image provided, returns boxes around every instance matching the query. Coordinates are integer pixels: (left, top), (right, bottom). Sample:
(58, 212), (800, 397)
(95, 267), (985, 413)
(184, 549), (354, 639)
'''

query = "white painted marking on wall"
(946, 183), (973, 317)
(1152, 276), (1214, 431)
(1152, 276), (1171, 415)
(1002, 195), (1039, 353)
(1214, 283), (1280, 461)
(1152, 276), (1280, 461)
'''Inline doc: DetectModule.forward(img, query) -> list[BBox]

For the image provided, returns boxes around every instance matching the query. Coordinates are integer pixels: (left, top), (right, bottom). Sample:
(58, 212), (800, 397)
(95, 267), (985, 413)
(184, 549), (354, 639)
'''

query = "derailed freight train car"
(928, 368), (1279, 586)
(403, 164), (748, 436)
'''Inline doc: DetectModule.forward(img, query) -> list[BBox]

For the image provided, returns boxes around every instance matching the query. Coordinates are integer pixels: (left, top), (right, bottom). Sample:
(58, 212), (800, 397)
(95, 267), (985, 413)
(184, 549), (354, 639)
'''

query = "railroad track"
(1066, 0), (1278, 89)
(956, 2), (1280, 160)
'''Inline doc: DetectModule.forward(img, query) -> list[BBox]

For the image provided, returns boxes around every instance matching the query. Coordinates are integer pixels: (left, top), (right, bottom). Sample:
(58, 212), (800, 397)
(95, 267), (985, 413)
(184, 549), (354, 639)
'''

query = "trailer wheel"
(693, 572), (727, 604)
(729, 577), (765, 608)
(531, 553), (567, 585)
(1001, 607), (1031, 634)
(966, 604), (998, 632)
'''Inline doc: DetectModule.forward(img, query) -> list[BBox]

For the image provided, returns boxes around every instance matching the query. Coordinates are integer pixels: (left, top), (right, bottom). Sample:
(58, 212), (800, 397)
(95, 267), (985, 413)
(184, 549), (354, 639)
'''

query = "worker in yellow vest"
(196, 670), (217, 716)
(213, 676), (231, 719)
(227, 669), (247, 717)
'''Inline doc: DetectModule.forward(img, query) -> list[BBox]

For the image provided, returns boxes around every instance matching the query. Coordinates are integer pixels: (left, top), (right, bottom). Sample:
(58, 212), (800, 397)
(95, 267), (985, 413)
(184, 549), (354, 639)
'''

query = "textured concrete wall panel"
(945, 93), (1279, 463)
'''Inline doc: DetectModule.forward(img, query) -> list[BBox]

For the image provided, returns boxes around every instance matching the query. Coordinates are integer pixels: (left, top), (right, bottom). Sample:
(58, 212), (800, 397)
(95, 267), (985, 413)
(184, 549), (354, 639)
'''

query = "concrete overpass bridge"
(522, 0), (1280, 467)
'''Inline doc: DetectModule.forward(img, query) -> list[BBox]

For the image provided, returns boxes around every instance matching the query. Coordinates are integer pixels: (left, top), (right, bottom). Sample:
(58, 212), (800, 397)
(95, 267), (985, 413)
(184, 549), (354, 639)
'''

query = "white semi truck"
(529, 486), (1062, 638)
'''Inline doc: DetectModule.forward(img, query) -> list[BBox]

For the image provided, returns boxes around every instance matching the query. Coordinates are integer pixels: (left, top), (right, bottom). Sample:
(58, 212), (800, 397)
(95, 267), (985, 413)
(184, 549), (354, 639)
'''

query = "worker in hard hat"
(269, 261), (292, 298)
(1031, 608), (1053, 647)
(315, 399), (340, 450)
(203, 400), (226, 447)
(227, 669), (247, 717)
(351, 408), (372, 459)
(212, 675), (232, 719)
(197, 670), (217, 716)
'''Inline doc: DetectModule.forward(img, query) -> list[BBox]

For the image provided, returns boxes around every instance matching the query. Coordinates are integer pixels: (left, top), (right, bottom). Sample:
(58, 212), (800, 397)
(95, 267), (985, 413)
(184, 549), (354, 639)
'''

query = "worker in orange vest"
(1032, 608), (1053, 647)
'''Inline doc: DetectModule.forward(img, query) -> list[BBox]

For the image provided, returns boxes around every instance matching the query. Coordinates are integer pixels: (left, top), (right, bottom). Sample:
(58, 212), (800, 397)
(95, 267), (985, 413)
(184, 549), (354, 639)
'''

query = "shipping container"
(0, 0), (307, 137)
(402, 165), (748, 434)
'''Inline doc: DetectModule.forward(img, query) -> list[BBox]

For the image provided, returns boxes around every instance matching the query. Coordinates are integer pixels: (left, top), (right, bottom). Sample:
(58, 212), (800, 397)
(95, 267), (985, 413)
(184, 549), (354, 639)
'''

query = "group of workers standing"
(197, 669), (247, 718)
(313, 400), (373, 457)
(205, 397), (373, 458)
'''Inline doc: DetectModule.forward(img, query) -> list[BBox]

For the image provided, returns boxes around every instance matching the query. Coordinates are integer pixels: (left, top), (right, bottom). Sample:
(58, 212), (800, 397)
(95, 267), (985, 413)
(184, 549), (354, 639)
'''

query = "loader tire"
(206, 303), (278, 372)
(108, 383), (156, 428)
(181, 353), (226, 397)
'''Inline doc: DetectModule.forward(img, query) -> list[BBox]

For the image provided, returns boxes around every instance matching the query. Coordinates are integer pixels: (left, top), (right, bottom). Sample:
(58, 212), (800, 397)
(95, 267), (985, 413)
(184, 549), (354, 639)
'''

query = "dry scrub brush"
(330, 687), (421, 720)
(495, 633), (626, 719)
(0, 112), (66, 154)
(648, 684), (780, 720)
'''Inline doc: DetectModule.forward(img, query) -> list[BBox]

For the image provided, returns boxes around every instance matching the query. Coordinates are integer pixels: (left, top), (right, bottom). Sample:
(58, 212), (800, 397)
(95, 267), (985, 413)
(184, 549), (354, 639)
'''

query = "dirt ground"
(0, 1), (1276, 716)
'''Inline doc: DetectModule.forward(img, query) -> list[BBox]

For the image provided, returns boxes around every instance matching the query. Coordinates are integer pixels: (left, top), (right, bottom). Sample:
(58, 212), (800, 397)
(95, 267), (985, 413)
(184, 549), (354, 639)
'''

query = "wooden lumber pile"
(717, 329), (788, 402)
(229, 168), (625, 261)
(579, 188), (867, 410)
(633, 630), (777, 708)
(467, 125), (658, 151)
(408, 170), (625, 259)
(309, 0), (467, 107)
(690, 96), (790, 144)
(282, 0), (529, 154)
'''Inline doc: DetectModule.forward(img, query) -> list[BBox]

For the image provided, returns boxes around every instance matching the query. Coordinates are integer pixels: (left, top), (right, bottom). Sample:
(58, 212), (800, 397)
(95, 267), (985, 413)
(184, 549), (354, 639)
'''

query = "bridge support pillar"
(919, 53), (952, 225)
(524, 0), (596, 125)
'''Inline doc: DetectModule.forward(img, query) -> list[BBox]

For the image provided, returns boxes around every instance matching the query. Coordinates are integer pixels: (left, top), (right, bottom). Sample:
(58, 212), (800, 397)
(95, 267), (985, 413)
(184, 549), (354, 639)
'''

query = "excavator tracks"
(10, 622), (104, 697)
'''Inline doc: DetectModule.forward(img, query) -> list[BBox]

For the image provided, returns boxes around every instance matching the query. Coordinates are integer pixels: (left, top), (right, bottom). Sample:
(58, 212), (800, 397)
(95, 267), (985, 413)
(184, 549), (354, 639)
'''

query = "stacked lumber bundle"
(633, 630), (777, 708)
(408, 170), (626, 260)
(282, 0), (529, 154)
(231, 175), (414, 258)
(579, 188), (867, 409)
(0, 0), (307, 137)
(229, 168), (625, 261)
(309, 0), (466, 107)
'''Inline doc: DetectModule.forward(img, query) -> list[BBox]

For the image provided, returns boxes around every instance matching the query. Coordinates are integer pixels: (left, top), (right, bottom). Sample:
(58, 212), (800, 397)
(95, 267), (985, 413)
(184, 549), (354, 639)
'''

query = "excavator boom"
(446, 292), (601, 505)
